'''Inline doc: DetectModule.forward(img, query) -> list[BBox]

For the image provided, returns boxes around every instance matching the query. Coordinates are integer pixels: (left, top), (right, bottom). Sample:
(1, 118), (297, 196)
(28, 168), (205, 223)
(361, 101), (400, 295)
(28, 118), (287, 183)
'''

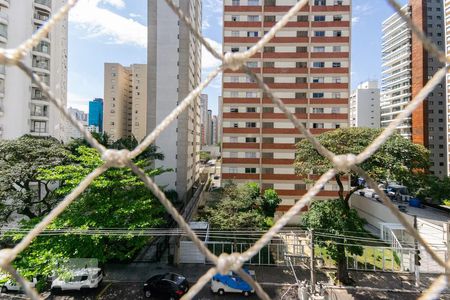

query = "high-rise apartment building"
(221, 0), (351, 215)
(63, 107), (88, 141)
(148, 0), (202, 202)
(103, 63), (148, 142)
(207, 109), (212, 145)
(200, 94), (209, 145)
(0, 0), (68, 140)
(350, 81), (380, 128)
(212, 115), (218, 145)
(445, 0), (450, 176)
(381, 1), (447, 176)
(88, 98), (103, 133)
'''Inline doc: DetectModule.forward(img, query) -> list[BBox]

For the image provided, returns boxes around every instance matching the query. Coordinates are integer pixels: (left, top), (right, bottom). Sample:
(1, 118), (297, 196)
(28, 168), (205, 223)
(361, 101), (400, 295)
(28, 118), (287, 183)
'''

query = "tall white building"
(0, 0), (68, 140)
(349, 81), (380, 128)
(62, 107), (88, 142)
(148, 0), (202, 202)
(200, 94), (209, 145)
(380, 5), (412, 138)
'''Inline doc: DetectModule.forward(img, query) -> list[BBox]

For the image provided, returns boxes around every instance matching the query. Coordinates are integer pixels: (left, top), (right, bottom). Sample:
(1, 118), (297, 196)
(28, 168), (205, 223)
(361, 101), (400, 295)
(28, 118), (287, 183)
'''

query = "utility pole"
(413, 215), (420, 288)
(310, 229), (315, 295)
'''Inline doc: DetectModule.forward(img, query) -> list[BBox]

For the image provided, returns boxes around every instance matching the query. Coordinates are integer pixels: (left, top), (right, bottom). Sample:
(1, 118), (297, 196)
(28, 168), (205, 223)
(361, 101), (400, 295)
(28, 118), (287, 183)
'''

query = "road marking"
(96, 282), (112, 300)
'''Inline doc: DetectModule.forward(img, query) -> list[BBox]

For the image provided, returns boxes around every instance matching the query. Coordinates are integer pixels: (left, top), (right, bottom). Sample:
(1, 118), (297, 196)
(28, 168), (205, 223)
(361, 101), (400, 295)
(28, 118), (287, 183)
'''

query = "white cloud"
(202, 38), (222, 70)
(67, 92), (90, 112)
(352, 17), (360, 24)
(103, 0), (125, 9)
(129, 12), (142, 19)
(69, 0), (146, 47)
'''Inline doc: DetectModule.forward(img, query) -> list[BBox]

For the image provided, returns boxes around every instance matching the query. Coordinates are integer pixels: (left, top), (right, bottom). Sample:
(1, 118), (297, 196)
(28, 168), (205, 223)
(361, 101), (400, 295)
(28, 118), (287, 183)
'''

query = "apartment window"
(246, 137), (257, 143)
(295, 184), (307, 190)
(264, 46), (275, 52)
(248, 15), (260, 21)
(230, 137), (238, 142)
(296, 77), (307, 83)
(233, 123), (239, 128)
(229, 167), (238, 173)
(247, 61), (258, 67)
(312, 77), (324, 83)
(313, 93), (324, 98)
(245, 168), (257, 174)
(312, 108), (324, 113)
(231, 31), (239, 37)
(296, 62), (307, 68)
(332, 92), (341, 98)
(231, 47), (239, 53)
(246, 122), (257, 128)
(331, 107), (340, 113)
(262, 122), (274, 128)
(247, 31), (259, 37)
(313, 123), (324, 128)
(31, 120), (47, 134)
(232, 0), (240, 5)
(333, 77), (341, 83)
(333, 30), (342, 37)
(333, 15), (343, 21)
(247, 107), (256, 112)
(297, 31), (308, 37)
(332, 62), (341, 68)
(297, 15), (308, 22)
(334, 0), (343, 5)
(263, 107), (274, 113)
(263, 62), (274, 68)
(248, 0), (259, 5)
(263, 77), (274, 84)
(313, 46), (325, 52)
(296, 46), (307, 53)
(313, 62), (325, 68)
(315, 31), (325, 37)
(314, 0), (326, 5)
(265, 16), (276, 22)
(296, 107), (307, 114)
(245, 152), (257, 158)
(314, 16), (326, 21)
(230, 107), (239, 113)
(246, 92), (257, 97)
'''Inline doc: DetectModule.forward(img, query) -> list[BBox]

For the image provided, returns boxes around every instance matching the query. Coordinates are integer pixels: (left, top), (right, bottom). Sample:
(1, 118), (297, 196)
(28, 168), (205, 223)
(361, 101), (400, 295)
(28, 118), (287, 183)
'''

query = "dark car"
(143, 273), (189, 299)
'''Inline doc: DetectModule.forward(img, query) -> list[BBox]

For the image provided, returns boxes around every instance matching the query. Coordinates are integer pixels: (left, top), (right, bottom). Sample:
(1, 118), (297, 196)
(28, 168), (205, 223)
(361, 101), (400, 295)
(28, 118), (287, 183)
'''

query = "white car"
(51, 268), (103, 291)
(1, 278), (37, 293)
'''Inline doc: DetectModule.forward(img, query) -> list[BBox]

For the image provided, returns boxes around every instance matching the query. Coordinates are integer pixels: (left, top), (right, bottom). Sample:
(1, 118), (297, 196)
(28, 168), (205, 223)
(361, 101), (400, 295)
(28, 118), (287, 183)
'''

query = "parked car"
(1, 278), (37, 293)
(211, 269), (255, 296)
(51, 267), (103, 292)
(213, 175), (220, 180)
(143, 272), (189, 299)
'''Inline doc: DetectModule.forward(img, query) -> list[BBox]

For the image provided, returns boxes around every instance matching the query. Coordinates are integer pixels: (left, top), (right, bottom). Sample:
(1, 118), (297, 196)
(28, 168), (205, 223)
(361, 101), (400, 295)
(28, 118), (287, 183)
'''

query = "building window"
(314, 31), (325, 37)
(313, 123), (324, 128)
(247, 107), (256, 112)
(230, 107), (239, 112)
(248, 0), (259, 5)
(231, 31), (239, 37)
(247, 31), (259, 37)
(246, 137), (257, 143)
(313, 62), (325, 68)
(332, 62), (341, 68)
(314, 16), (326, 21)
(231, 15), (239, 21)
(313, 93), (324, 98)
(314, 0), (326, 5)
(31, 121), (47, 133)
(246, 122), (257, 128)
(313, 46), (325, 52)
(248, 15), (259, 21)
(232, 0), (240, 6)
(245, 152), (257, 158)
(245, 168), (257, 174)
(312, 108), (324, 113)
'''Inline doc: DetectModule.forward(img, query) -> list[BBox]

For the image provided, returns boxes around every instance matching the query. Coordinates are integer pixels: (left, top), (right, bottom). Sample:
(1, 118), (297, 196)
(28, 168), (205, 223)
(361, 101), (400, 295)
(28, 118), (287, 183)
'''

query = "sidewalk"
(103, 262), (449, 294)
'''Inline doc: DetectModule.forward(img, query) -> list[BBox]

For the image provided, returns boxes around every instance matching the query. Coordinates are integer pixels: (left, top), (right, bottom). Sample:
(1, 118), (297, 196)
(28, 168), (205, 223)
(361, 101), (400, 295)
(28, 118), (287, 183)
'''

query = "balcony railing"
(34, 12), (49, 22)
(34, 0), (51, 8)
(33, 42), (50, 54)
(32, 60), (50, 70)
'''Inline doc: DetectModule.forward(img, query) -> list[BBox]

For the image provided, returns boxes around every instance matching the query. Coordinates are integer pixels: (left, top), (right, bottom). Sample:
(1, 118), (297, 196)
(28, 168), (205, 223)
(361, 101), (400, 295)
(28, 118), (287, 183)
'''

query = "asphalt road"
(0, 282), (427, 300)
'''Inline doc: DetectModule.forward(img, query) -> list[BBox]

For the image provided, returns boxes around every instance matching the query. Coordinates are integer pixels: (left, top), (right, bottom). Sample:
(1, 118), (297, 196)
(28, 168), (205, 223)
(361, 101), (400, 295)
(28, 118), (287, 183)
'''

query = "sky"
(67, 0), (408, 116)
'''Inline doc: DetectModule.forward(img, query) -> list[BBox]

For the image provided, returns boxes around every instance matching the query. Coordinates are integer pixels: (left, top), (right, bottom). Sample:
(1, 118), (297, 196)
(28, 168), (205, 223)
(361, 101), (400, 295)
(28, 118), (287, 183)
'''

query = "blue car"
(210, 269), (255, 296)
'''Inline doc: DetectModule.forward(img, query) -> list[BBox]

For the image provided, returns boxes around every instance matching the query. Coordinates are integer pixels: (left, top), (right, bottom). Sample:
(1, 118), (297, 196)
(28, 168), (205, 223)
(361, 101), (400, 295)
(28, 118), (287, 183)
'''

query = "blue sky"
(67, 0), (407, 115)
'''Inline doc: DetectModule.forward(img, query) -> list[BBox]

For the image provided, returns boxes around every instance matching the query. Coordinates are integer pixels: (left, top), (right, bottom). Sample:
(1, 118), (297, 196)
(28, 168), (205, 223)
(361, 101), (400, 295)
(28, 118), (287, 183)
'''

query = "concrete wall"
(349, 194), (414, 229)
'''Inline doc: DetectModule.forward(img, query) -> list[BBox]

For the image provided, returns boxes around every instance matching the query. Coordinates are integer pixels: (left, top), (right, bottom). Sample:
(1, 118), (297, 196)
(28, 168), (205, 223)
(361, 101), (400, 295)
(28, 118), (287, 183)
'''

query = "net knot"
(0, 249), (14, 267)
(216, 253), (243, 275)
(223, 52), (244, 71)
(101, 149), (131, 168)
(332, 154), (357, 173)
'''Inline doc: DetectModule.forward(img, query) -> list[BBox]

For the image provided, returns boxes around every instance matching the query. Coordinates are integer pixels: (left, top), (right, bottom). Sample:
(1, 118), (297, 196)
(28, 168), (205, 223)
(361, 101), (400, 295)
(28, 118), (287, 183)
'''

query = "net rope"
(0, 0), (448, 299)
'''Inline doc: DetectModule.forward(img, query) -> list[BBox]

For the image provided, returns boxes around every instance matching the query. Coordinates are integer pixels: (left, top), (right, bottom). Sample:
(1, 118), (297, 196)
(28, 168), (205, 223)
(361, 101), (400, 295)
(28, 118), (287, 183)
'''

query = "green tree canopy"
(203, 182), (280, 230)
(295, 128), (430, 204)
(10, 145), (168, 285)
(302, 199), (365, 284)
(0, 135), (71, 221)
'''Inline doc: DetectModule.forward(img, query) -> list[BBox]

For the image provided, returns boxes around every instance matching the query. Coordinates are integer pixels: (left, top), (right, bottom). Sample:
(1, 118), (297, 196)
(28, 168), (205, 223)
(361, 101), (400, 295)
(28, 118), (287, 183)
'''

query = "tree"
(11, 145), (169, 284)
(302, 199), (365, 285)
(203, 182), (280, 230)
(295, 128), (430, 206)
(0, 135), (70, 221)
(199, 151), (211, 162)
(413, 174), (450, 205)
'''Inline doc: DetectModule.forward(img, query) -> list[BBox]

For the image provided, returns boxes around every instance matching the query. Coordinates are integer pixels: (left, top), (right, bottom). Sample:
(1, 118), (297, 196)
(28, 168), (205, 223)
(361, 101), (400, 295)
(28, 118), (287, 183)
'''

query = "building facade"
(0, 0), (67, 140)
(88, 98), (103, 133)
(221, 0), (351, 215)
(212, 115), (218, 145)
(63, 107), (88, 141)
(148, 0), (202, 202)
(350, 81), (380, 128)
(103, 63), (148, 142)
(445, 0), (450, 176)
(381, 1), (447, 176)
(200, 94), (208, 145)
